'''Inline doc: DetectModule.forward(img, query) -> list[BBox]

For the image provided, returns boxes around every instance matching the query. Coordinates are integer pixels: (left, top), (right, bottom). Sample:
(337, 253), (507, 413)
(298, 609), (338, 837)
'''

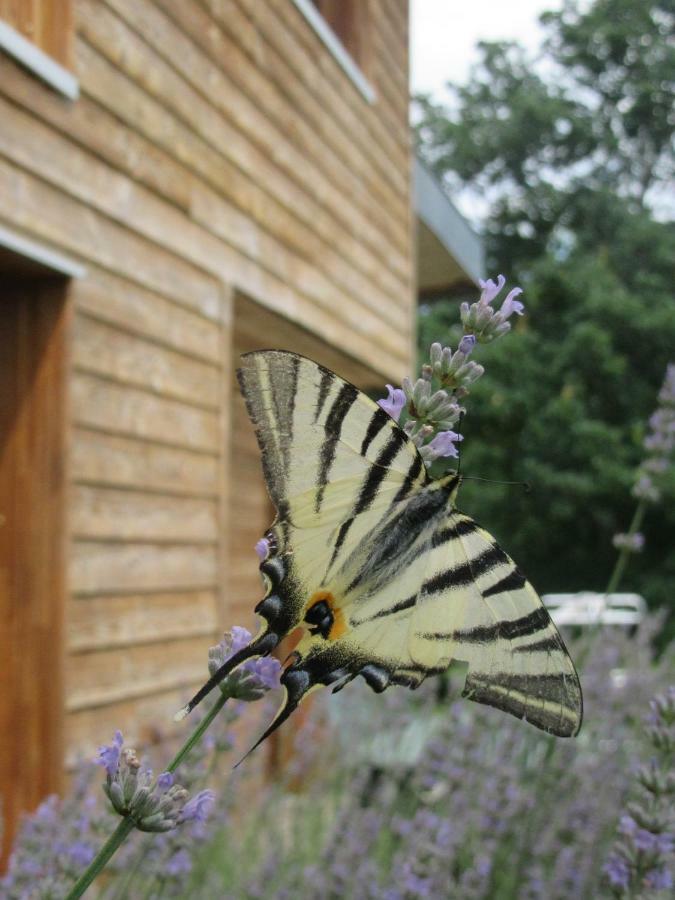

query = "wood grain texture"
(71, 485), (218, 543)
(66, 635), (216, 711)
(71, 428), (219, 497)
(68, 590), (218, 651)
(71, 541), (218, 594)
(73, 313), (221, 409)
(71, 372), (220, 452)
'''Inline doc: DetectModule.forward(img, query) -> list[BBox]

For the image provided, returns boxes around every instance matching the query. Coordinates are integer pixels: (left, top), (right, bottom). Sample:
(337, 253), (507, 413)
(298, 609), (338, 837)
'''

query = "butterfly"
(177, 350), (583, 748)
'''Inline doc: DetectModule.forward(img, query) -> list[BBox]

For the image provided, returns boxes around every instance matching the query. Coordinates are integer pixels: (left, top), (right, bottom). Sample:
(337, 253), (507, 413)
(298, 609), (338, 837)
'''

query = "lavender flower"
(97, 729), (123, 778)
(420, 430), (463, 463)
(208, 627), (282, 701)
(375, 276), (523, 470)
(178, 790), (216, 824)
(378, 384), (407, 422)
(255, 537), (270, 560)
(96, 732), (214, 833)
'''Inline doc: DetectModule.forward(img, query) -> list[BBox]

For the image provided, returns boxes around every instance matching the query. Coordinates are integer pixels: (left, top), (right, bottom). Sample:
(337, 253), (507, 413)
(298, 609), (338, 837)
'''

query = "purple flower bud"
(157, 772), (174, 791)
(96, 730), (124, 779)
(178, 789), (215, 824)
(458, 334), (476, 355)
(255, 538), (270, 561)
(229, 625), (255, 655)
(377, 384), (407, 422)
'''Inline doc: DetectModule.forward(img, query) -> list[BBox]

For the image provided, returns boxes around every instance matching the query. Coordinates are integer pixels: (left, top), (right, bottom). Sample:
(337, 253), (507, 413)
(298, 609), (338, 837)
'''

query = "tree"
(414, 0), (675, 639)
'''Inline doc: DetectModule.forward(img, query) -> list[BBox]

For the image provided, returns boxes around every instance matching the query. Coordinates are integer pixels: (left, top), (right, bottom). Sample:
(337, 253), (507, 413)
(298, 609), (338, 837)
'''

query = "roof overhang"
(414, 157), (484, 297)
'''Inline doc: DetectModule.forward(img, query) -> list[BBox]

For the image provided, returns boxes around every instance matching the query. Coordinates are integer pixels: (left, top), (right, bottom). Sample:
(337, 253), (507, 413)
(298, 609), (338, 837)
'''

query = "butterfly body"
(179, 349), (582, 745)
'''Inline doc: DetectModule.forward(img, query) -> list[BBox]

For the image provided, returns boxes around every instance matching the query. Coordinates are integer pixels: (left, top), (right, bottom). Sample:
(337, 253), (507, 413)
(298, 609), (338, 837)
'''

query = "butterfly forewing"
(237, 351), (426, 531)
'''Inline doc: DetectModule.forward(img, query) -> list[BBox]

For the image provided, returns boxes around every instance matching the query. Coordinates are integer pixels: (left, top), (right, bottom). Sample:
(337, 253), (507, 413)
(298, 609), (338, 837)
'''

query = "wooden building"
(0, 0), (482, 857)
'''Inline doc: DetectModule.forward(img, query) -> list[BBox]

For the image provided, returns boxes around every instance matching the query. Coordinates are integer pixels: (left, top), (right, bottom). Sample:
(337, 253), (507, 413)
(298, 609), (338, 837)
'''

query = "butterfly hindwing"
(409, 512), (583, 737)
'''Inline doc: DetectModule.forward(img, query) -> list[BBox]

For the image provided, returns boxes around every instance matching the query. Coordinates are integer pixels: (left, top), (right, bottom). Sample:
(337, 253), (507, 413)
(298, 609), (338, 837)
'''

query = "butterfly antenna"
(173, 631), (278, 722)
(456, 411), (465, 475)
(461, 475), (531, 493)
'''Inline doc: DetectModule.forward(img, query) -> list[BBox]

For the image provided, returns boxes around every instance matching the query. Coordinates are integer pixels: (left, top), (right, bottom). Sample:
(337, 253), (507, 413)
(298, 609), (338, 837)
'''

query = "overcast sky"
(411, 0), (562, 101)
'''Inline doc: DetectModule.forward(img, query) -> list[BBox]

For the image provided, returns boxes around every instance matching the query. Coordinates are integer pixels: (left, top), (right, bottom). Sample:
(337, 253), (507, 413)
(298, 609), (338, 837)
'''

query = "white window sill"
(291, 0), (376, 104)
(0, 20), (79, 100)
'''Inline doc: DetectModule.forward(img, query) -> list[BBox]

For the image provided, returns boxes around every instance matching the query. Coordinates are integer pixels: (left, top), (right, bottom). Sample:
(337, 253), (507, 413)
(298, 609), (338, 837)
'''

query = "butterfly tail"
(234, 666), (313, 767)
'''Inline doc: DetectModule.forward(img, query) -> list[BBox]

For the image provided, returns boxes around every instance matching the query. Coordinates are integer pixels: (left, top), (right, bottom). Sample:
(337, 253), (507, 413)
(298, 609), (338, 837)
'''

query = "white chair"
(543, 592), (647, 626)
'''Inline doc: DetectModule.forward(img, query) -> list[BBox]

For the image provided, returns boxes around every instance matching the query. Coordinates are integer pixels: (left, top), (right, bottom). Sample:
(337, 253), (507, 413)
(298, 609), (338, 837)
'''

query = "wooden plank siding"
(0, 0), (412, 769)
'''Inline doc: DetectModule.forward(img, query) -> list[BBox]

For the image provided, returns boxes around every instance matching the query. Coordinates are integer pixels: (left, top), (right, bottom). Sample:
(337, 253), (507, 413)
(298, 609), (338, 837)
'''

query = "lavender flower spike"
(461, 275), (525, 343)
(378, 384), (407, 422)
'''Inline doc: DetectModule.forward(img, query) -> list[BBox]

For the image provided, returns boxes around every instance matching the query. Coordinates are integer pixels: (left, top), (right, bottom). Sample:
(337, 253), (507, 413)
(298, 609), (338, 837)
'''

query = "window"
(0, 0), (78, 99)
(311, 0), (372, 77)
(292, 0), (375, 103)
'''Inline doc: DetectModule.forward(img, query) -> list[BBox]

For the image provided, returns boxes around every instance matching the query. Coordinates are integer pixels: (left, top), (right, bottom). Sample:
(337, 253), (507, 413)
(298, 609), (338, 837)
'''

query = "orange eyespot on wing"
(306, 590), (348, 641)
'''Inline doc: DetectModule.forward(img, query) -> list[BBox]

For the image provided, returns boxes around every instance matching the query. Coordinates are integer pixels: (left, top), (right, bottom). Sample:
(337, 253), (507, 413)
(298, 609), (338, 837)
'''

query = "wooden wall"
(0, 0), (412, 767)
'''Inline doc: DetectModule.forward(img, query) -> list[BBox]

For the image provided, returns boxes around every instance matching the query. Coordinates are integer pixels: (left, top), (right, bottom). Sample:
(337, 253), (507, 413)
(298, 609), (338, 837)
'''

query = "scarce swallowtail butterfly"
(177, 350), (583, 748)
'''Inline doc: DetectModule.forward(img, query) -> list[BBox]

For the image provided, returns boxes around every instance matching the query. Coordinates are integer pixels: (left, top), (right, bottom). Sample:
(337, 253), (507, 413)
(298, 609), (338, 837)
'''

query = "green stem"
(64, 692), (229, 900)
(604, 500), (647, 595)
(575, 499), (648, 670)
(65, 816), (135, 900)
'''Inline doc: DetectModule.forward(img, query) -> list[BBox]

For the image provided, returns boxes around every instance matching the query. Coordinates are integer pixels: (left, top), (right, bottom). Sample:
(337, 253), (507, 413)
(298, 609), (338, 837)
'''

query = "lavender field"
(4, 618), (673, 899)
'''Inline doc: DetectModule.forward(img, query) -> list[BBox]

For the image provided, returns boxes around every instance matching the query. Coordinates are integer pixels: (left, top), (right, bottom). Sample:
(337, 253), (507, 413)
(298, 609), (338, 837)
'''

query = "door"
(0, 279), (69, 864)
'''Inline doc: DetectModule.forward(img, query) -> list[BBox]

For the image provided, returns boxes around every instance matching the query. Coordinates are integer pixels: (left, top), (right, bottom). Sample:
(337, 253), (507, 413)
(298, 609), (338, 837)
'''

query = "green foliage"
(414, 0), (675, 638)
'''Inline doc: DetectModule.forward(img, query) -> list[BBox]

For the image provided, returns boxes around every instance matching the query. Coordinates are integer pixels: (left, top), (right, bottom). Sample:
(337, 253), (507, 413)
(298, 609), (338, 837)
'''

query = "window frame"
(0, 13), (78, 100)
(291, 0), (376, 104)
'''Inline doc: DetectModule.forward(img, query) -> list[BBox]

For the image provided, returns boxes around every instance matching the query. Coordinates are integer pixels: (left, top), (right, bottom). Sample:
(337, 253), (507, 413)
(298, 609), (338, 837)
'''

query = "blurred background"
(0, 0), (673, 895)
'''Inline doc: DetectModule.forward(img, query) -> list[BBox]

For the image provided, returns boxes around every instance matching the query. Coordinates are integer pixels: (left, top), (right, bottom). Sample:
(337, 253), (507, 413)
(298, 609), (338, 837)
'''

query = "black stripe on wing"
(315, 382), (359, 512)
(421, 542), (508, 594)
(350, 593), (417, 627)
(391, 454), (426, 504)
(419, 607), (551, 643)
(314, 367), (335, 423)
(360, 407), (391, 455)
(325, 429), (409, 572)
(483, 568), (527, 597)
(431, 517), (479, 548)
(345, 483), (449, 594)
